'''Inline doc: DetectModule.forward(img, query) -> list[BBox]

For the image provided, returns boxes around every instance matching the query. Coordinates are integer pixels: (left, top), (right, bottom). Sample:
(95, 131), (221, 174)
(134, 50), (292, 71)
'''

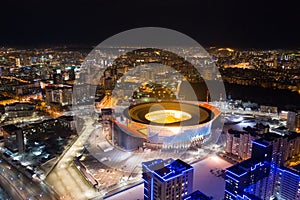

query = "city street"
(45, 102), (274, 200)
(0, 159), (59, 200)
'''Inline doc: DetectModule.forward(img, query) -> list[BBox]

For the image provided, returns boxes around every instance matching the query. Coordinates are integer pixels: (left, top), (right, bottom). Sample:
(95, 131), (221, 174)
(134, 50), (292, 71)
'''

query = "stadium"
(111, 101), (220, 151)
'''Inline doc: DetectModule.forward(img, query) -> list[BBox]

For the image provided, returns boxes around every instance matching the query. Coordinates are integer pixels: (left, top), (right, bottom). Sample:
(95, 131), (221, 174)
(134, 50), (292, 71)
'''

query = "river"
(179, 81), (300, 110)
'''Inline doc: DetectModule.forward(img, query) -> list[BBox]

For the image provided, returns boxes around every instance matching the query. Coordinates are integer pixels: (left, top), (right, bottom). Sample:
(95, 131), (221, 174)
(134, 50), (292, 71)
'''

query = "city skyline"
(0, 0), (300, 49)
(0, 33), (299, 199)
(0, 2), (299, 199)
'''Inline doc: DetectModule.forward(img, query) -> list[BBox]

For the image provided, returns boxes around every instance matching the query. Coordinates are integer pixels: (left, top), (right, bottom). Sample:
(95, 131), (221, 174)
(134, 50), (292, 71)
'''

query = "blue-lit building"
(225, 159), (270, 200)
(183, 190), (212, 200)
(277, 166), (300, 200)
(225, 139), (272, 200)
(225, 133), (300, 200)
(142, 158), (193, 200)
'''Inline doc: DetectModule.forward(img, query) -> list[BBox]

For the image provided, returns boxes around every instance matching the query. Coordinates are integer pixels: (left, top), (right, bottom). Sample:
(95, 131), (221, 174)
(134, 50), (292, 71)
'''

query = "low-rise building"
(2, 124), (25, 153)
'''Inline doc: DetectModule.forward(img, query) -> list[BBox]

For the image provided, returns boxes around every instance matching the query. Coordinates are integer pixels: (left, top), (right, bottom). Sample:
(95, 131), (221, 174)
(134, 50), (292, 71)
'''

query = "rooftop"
(226, 159), (267, 177)
(58, 115), (75, 121)
(143, 158), (193, 181)
(2, 124), (21, 133)
(184, 190), (211, 200)
(280, 166), (300, 176)
(142, 158), (173, 172)
(253, 138), (272, 147)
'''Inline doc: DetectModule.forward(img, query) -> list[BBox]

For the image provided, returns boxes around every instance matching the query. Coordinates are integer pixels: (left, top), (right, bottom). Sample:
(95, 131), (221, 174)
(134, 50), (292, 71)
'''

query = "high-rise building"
(225, 139), (272, 200)
(15, 58), (21, 67)
(142, 158), (194, 200)
(295, 113), (300, 133)
(287, 111), (296, 131)
(225, 124), (270, 160)
(225, 133), (300, 200)
(277, 166), (300, 200)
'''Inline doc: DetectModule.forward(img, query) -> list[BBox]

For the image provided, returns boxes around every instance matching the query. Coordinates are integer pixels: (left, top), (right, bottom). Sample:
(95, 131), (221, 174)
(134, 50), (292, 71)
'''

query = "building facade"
(287, 111), (300, 132)
(225, 133), (300, 200)
(225, 124), (269, 160)
(2, 124), (25, 153)
(44, 84), (73, 106)
(142, 158), (194, 200)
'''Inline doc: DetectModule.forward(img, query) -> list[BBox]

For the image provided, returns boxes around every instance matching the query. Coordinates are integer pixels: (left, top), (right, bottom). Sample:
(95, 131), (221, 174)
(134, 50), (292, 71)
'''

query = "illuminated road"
(45, 100), (279, 200)
(0, 76), (30, 83)
(46, 118), (99, 200)
(0, 159), (59, 200)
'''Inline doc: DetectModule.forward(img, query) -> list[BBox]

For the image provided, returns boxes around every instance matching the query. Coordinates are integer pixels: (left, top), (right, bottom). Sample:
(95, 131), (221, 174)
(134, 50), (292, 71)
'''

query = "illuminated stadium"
(111, 101), (220, 151)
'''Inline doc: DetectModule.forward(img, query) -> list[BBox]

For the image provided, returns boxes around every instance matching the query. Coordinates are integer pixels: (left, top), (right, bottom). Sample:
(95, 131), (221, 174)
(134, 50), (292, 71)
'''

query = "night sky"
(1, 0), (300, 49)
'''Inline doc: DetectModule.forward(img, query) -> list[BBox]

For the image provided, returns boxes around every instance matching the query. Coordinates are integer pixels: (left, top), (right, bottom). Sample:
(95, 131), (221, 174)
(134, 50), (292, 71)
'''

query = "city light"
(0, 30), (299, 200)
